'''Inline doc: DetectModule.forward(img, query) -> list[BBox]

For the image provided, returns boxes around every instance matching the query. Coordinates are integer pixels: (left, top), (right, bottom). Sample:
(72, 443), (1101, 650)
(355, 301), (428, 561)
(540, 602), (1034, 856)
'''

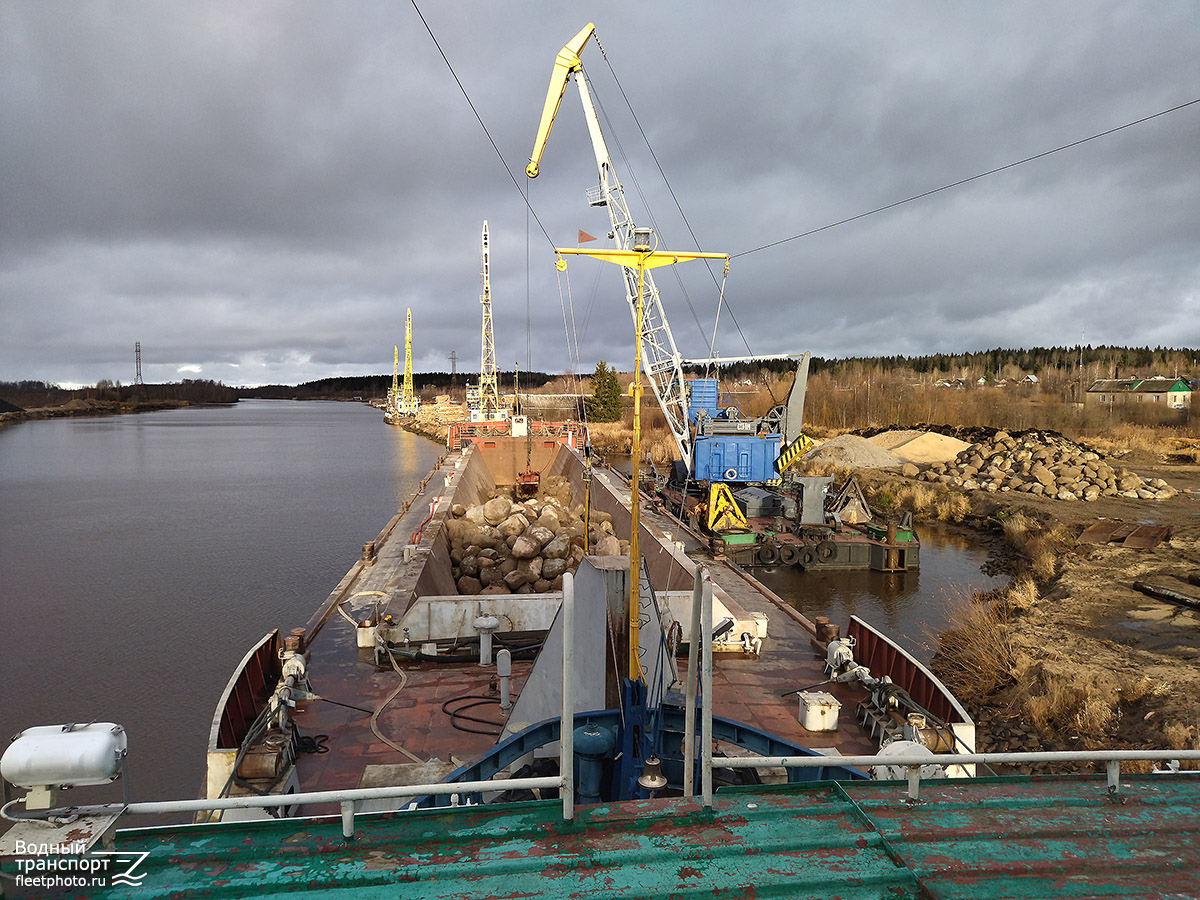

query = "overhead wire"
(408, 0), (556, 253)
(412, 8), (1197, 400)
(732, 96), (1200, 259)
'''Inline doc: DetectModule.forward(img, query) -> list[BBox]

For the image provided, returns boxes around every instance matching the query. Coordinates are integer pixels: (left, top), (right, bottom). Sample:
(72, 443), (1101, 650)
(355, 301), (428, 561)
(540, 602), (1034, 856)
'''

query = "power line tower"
(478, 220), (500, 418)
(448, 350), (457, 393)
(134, 342), (143, 385)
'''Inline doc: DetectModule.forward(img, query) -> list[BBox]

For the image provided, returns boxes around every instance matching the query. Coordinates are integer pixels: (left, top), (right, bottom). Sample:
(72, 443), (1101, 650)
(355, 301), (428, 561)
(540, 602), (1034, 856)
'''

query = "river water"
(755, 527), (1004, 663)
(0, 401), (440, 804)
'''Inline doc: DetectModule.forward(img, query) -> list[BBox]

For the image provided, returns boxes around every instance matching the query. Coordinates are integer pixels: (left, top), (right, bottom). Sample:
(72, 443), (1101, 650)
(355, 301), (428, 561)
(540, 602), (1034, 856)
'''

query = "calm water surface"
(0, 401), (440, 803)
(755, 526), (1004, 663)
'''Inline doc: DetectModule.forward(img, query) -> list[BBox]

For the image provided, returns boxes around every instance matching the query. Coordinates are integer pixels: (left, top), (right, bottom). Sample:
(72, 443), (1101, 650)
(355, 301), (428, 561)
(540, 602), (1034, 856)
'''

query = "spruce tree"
(585, 361), (623, 423)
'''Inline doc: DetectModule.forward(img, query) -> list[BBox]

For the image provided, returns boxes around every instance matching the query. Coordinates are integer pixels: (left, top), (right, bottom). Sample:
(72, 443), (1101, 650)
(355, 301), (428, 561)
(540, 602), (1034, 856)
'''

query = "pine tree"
(584, 361), (623, 423)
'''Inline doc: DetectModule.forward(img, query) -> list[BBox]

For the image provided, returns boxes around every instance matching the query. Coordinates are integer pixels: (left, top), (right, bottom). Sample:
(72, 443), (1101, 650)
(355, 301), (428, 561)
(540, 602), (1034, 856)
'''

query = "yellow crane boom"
(526, 23), (595, 178)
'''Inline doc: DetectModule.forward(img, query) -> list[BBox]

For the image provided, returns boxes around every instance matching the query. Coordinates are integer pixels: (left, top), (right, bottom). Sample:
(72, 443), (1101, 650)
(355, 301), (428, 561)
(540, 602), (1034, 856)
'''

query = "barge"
(3, 18), (1198, 897)
(204, 431), (972, 816)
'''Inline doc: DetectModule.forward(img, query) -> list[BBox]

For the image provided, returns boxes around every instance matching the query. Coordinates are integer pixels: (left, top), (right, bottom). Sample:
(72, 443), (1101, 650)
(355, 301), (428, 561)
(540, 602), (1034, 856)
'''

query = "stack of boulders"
(917, 430), (1177, 501)
(445, 475), (629, 594)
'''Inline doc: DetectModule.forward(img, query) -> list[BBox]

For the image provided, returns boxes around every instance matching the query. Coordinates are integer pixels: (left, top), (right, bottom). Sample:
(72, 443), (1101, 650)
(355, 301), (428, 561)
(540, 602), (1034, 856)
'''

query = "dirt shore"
(890, 451), (1200, 764)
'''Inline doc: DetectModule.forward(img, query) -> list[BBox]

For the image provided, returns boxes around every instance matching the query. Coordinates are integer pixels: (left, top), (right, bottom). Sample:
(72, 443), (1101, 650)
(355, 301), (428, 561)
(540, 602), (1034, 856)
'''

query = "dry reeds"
(933, 592), (1015, 702)
(1005, 576), (1039, 612)
(1026, 680), (1086, 732)
(996, 513), (1073, 583)
(999, 511), (1037, 544)
(1163, 723), (1200, 770)
(1082, 423), (1181, 457)
(932, 491), (970, 522)
(890, 482), (936, 515)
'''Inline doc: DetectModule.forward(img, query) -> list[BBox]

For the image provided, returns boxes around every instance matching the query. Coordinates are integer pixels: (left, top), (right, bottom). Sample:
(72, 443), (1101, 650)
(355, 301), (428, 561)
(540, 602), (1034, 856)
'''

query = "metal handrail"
(709, 748), (1200, 802)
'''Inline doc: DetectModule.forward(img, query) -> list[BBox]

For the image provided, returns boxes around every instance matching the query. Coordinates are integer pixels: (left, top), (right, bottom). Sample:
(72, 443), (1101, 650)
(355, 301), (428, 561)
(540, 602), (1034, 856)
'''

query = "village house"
(1085, 376), (1192, 410)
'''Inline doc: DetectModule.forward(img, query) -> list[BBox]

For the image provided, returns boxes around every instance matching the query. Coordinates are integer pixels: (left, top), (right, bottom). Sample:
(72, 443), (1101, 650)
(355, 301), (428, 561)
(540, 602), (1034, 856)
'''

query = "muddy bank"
(869, 454), (1200, 768)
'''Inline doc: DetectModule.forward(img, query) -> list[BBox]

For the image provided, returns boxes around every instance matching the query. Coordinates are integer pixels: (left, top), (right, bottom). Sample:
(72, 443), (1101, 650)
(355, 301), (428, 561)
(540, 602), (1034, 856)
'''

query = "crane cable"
(731, 95), (1200, 259)
(408, 0), (556, 253)
(592, 34), (759, 367)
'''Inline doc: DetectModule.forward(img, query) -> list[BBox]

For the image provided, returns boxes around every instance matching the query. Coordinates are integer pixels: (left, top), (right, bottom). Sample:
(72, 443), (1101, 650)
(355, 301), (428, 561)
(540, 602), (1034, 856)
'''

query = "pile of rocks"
(445, 475), (628, 594)
(916, 430), (1177, 501)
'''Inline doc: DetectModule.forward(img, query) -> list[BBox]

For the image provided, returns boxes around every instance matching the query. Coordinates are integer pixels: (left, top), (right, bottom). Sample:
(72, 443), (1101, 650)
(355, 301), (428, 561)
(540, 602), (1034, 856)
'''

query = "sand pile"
(803, 434), (899, 469)
(877, 431), (972, 465)
(866, 430), (927, 451)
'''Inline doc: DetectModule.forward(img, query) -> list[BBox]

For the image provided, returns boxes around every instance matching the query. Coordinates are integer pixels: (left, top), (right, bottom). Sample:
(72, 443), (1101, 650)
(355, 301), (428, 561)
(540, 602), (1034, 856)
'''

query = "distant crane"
(478, 220), (500, 418)
(387, 346), (399, 415)
(400, 308), (418, 414)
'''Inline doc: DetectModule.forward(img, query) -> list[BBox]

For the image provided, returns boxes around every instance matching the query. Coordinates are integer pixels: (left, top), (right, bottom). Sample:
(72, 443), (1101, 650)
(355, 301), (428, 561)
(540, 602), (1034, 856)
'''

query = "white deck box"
(798, 691), (841, 732)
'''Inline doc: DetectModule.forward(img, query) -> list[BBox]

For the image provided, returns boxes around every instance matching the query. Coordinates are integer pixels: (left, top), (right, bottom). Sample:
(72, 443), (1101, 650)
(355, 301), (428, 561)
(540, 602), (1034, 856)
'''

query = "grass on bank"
(933, 590), (1017, 703)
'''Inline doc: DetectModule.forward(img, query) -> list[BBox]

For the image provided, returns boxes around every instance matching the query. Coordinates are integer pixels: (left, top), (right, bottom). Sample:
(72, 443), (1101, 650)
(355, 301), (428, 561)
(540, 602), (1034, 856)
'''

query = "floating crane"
(383, 345), (401, 425)
(530, 24), (824, 544)
(527, 24), (694, 470)
(528, 24), (811, 485)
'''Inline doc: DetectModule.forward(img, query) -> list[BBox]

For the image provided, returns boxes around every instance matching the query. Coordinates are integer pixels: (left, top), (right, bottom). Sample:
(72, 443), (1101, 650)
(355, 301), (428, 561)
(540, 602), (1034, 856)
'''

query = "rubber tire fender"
(800, 547), (817, 568)
(816, 540), (837, 562)
(757, 543), (780, 565)
(778, 544), (800, 566)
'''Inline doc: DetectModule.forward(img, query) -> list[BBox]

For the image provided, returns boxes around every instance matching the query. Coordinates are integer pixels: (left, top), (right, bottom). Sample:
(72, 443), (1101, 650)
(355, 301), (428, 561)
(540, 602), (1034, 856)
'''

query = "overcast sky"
(2, 2), (1198, 388)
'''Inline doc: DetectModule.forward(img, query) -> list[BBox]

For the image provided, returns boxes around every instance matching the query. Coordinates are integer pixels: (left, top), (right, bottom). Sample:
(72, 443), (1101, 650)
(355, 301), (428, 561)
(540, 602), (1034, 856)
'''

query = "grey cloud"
(2, 1), (1198, 388)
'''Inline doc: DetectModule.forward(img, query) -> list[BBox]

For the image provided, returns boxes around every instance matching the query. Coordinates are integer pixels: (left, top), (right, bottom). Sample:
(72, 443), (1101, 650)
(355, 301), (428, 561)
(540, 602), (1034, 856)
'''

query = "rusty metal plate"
(1078, 521), (1125, 544)
(23, 775), (1200, 898)
(1121, 524), (1170, 549)
(1079, 521), (1169, 548)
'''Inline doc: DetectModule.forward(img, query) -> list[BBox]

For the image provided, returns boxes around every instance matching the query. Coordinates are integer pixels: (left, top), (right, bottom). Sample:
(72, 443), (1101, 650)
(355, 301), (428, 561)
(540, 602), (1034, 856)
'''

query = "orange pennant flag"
(578, 229), (597, 243)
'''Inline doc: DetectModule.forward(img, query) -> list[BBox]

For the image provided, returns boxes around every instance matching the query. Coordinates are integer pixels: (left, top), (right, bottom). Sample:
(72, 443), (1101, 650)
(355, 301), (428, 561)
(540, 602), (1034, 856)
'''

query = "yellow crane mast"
(400, 308), (417, 414)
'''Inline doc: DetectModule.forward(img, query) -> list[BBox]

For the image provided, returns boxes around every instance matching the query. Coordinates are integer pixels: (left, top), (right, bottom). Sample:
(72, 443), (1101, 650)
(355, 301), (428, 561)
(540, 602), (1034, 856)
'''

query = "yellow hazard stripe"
(775, 434), (811, 473)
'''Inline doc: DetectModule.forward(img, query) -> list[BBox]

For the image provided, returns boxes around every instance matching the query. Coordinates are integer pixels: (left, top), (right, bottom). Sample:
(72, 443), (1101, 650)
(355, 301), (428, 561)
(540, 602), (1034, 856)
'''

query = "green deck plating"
(17, 774), (1199, 898)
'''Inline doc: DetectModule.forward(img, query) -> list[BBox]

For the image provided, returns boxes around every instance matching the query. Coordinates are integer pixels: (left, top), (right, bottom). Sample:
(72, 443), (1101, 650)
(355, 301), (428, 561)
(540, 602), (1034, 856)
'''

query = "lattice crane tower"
(400, 308), (416, 413)
(389, 346), (399, 406)
(478, 220), (500, 418)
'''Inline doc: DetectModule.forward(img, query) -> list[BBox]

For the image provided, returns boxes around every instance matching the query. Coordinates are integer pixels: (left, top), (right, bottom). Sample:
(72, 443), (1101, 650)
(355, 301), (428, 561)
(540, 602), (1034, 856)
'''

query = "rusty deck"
(43, 774), (1200, 898)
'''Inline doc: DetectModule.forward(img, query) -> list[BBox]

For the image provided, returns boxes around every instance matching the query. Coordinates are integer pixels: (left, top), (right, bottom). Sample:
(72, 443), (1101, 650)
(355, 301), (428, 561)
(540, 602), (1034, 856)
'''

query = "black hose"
(386, 642), (542, 664)
(441, 695), (506, 736)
